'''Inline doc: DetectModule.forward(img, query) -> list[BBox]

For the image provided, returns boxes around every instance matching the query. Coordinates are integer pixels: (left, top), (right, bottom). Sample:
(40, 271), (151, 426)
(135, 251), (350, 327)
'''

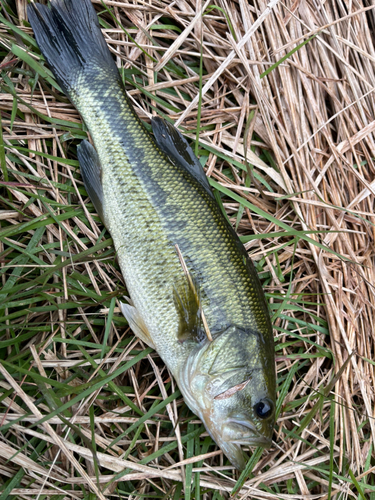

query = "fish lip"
(228, 417), (257, 432)
(231, 436), (272, 447)
(228, 418), (272, 447)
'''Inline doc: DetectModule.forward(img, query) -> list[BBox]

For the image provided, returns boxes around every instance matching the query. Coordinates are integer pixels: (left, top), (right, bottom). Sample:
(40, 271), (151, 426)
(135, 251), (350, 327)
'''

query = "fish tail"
(27, 0), (120, 96)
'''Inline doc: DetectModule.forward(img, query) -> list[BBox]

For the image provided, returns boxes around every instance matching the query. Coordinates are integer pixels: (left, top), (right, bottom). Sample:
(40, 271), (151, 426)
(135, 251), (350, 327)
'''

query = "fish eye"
(254, 399), (273, 419)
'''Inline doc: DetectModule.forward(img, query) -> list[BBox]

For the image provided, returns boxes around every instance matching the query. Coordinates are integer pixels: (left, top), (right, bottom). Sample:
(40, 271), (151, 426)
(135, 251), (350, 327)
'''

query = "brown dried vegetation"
(0, 0), (374, 498)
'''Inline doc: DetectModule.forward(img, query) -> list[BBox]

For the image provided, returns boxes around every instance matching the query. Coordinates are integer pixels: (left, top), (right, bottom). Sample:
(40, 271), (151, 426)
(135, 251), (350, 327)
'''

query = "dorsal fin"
(151, 117), (214, 199)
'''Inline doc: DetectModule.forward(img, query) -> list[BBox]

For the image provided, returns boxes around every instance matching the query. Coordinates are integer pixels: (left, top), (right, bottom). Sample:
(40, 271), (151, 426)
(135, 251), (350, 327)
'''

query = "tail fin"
(27, 0), (119, 95)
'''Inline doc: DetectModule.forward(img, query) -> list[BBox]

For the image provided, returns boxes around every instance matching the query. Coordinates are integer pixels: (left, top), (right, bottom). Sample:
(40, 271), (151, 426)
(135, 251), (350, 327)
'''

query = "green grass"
(0, 0), (374, 499)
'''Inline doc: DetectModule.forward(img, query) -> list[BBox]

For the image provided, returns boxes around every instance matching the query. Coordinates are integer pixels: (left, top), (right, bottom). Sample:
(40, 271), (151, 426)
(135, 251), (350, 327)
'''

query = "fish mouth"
(231, 436), (272, 447)
(228, 418), (272, 447)
(219, 437), (270, 471)
(228, 417), (257, 432)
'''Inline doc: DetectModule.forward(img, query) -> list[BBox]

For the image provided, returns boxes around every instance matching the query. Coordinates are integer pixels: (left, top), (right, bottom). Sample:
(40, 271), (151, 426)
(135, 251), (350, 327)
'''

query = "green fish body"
(28, 0), (276, 469)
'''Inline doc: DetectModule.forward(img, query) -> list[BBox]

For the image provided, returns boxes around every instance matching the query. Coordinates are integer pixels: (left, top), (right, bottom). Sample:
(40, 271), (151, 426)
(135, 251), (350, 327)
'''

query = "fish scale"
(28, 0), (276, 470)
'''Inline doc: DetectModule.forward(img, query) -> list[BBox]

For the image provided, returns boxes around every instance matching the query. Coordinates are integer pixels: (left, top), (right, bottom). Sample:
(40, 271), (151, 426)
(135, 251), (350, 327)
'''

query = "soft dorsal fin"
(151, 117), (214, 199)
(77, 140), (105, 224)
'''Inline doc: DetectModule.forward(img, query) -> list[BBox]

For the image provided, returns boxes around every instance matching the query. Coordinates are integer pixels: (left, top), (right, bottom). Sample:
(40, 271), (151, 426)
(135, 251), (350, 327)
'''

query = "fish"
(28, 0), (276, 470)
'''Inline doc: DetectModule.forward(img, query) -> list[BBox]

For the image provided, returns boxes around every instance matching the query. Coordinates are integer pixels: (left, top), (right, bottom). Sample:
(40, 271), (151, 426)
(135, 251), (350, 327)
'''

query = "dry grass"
(0, 0), (375, 498)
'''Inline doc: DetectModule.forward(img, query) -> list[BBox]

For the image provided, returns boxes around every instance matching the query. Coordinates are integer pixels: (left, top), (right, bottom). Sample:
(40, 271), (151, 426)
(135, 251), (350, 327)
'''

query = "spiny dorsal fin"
(151, 117), (214, 199)
(77, 140), (105, 224)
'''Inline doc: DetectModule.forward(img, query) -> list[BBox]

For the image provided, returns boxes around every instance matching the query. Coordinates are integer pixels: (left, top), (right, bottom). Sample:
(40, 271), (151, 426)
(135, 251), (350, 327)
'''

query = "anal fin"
(120, 301), (156, 349)
(77, 140), (105, 224)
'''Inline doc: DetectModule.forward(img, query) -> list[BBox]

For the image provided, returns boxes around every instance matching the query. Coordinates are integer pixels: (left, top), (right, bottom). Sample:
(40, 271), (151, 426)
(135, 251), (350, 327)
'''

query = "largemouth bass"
(28, 0), (276, 470)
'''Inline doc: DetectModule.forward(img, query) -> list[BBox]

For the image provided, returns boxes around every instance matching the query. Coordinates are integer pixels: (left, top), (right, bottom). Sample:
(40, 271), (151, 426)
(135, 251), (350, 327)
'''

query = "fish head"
(179, 325), (276, 470)
(205, 369), (275, 470)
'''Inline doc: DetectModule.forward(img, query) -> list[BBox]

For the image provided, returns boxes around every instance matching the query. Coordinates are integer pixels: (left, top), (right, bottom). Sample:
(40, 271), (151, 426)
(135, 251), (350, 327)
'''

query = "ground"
(0, 0), (374, 498)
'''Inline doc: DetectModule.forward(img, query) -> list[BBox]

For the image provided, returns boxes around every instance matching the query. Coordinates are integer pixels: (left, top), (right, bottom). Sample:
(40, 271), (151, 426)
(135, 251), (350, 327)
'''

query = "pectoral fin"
(173, 275), (206, 344)
(120, 301), (156, 349)
(77, 140), (105, 223)
(151, 117), (214, 199)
